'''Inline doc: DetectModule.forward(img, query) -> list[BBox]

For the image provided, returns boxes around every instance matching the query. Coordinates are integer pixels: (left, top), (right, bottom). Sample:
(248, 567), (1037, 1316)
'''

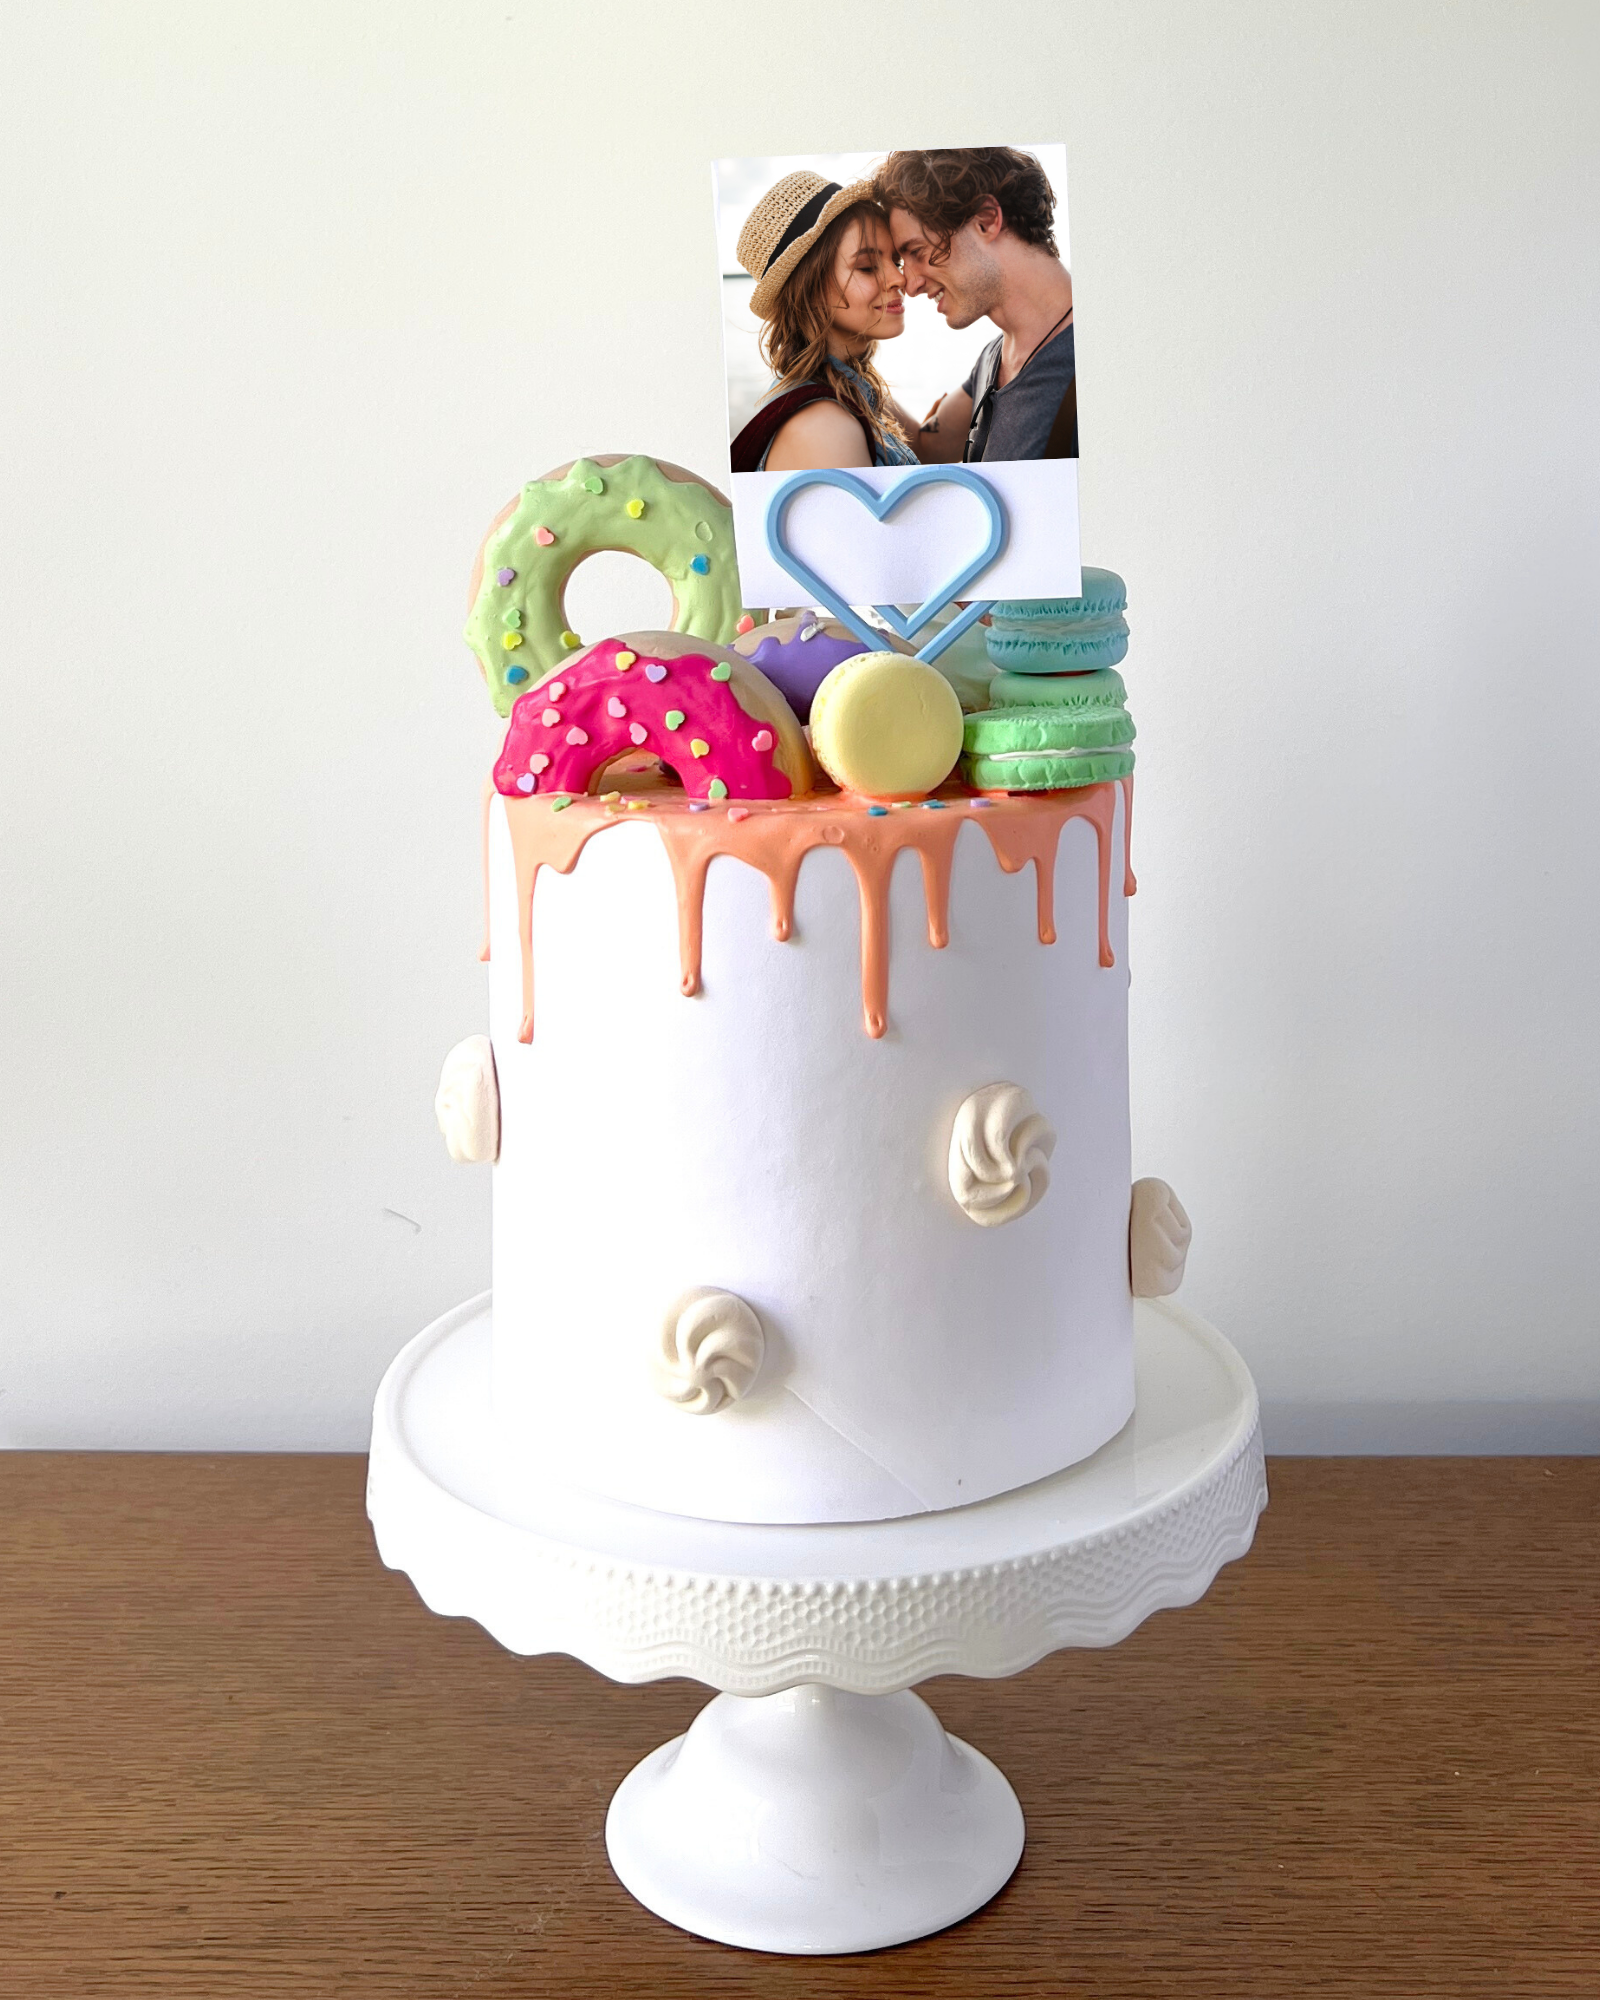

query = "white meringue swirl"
(1129, 1178), (1192, 1296)
(434, 1035), (499, 1164)
(948, 1083), (1056, 1227)
(653, 1289), (766, 1415)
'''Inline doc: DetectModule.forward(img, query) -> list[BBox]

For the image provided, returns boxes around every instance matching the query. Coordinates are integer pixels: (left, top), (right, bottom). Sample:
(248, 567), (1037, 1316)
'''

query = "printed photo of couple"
(716, 145), (1074, 477)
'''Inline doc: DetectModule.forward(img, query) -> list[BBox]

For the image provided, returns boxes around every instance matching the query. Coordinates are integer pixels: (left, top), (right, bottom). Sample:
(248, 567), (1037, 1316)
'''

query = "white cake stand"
(368, 1293), (1265, 1956)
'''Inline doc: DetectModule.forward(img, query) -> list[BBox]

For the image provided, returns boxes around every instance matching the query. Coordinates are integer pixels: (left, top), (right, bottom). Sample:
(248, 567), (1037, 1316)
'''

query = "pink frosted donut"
(492, 630), (814, 803)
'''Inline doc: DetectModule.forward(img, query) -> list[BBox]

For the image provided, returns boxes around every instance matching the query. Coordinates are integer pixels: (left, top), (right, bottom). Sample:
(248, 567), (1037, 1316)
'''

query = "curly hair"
(873, 147), (1059, 261)
(758, 201), (908, 459)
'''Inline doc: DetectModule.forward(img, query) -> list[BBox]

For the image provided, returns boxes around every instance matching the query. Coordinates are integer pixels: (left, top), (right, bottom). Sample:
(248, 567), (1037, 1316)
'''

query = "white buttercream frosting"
(948, 1083), (1057, 1227)
(653, 1289), (766, 1415)
(1129, 1177), (1192, 1296)
(434, 1035), (499, 1164)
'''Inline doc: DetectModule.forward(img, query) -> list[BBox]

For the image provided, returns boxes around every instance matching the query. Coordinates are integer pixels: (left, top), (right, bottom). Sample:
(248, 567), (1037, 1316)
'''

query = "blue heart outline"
(762, 465), (1008, 666)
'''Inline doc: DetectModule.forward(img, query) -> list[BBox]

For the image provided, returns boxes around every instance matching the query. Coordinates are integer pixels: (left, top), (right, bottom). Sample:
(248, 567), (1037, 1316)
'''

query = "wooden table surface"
(0, 1454), (1593, 1998)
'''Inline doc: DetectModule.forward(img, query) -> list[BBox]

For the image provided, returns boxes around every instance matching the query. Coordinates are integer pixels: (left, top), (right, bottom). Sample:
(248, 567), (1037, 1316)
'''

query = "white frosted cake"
(435, 454), (1190, 1527)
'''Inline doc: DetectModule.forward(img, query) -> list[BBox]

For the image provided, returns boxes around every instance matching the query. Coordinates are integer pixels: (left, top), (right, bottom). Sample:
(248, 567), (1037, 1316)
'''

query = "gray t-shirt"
(961, 322), (1076, 461)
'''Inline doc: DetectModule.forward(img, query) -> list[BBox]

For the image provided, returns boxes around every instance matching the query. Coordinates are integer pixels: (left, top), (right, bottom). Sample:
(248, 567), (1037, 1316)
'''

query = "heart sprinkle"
(727, 805), (750, 822)
(506, 665), (529, 684)
(497, 566), (517, 585)
(625, 498), (645, 518)
(735, 613), (755, 634)
(614, 650), (636, 670)
(628, 722), (648, 745)
(566, 726), (589, 745)
(707, 778), (728, 801)
(664, 709), (685, 730)
(540, 707), (561, 726)
(867, 805), (888, 816)
(800, 622), (822, 642)
(644, 663), (668, 683)
(501, 632), (523, 650)
(547, 681), (566, 699)
(559, 630), (582, 649)
(607, 696), (627, 718)
(751, 729), (774, 753)
(534, 528), (556, 547)
(516, 774), (535, 792)
(551, 796), (571, 811)
(583, 475), (604, 494)
(709, 661), (732, 682)
(528, 752), (550, 773)
(687, 800), (710, 812)
(694, 520), (714, 543)
(690, 738), (710, 758)
(689, 554), (711, 575)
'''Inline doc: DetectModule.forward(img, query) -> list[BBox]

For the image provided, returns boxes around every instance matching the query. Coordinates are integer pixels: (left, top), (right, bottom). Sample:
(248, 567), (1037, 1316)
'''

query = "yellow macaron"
(808, 651), (965, 799)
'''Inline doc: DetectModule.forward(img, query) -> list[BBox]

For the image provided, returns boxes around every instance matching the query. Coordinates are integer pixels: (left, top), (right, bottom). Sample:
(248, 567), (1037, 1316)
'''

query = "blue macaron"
(985, 568), (1129, 675)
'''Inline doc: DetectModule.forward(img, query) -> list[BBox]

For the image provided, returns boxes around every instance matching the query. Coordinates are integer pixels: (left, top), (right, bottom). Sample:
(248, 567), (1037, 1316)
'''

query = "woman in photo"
(730, 171), (921, 474)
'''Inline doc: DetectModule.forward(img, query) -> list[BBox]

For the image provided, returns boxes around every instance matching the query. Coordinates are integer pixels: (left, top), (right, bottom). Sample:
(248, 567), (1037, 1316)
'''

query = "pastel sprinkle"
(566, 726), (589, 746)
(506, 665), (529, 684)
(972, 797), (996, 808)
(707, 779), (728, 801)
(516, 774), (535, 793)
(867, 805), (888, 816)
(614, 650), (636, 670)
(560, 630), (582, 649)
(501, 632), (524, 650)
(800, 622), (822, 642)
(664, 709), (685, 730)
(540, 707), (561, 726)
(727, 806), (750, 822)
(628, 722), (648, 745)
(735, 613), (755, 635)
(690, 738), (710, 759)
(534, 527), (556, 547)
(694, 520), (713, 543)
(751, 729), (774, 753)
(644, 663), (668, 683)
(602, 790), (622, 804)
(687, 800), (710, 812)
(583, 475), (604, 494)
(497, 566), (516, 585)
(547, 681), (566, 699)
(625, 498), (645, 518)
(709, 661), (732, 682)
(551, 796), (572, 811)
(528, 752), (550, 773)
(503, 607), (523, 629)
(607, 696), (627, 718)
(625, 798), (648, 810)
(689, 554), (711, 575)
(923, 799), (946, 809)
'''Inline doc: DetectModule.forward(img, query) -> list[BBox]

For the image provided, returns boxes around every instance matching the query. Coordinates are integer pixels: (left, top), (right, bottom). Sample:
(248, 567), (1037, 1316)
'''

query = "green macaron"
(962, 669), (1135, 791)
(985, 568), (1129, 675)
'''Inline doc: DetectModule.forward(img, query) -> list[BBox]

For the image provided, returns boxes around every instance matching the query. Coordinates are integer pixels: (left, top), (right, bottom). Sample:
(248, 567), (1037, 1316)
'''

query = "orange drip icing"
(499, 782), (1130, 1043)
(1119, 776), (1137, 897)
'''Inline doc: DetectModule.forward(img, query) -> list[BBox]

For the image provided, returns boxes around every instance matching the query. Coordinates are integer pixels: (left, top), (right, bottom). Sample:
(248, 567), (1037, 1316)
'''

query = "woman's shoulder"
(765, 396), (872, 471)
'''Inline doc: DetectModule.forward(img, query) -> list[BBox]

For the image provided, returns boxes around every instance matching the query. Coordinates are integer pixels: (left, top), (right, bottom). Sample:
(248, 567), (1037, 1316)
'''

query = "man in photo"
(875, 147), (1077, 463)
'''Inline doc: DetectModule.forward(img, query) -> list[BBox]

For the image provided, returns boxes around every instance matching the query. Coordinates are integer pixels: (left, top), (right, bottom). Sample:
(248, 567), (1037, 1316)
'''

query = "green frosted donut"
(466, 455), (747, 717)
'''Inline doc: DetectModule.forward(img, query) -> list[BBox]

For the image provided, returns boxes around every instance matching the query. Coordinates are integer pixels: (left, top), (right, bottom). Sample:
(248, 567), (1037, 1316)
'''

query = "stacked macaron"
(961, 568), (1136, 791)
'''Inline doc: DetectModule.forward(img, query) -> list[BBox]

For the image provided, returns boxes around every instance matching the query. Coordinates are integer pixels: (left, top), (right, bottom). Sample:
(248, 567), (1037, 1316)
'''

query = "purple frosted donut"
(732, 613), (879, 723)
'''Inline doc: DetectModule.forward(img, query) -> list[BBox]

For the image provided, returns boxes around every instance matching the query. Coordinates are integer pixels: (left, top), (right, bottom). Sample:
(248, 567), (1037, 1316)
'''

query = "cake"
(434, 455), (1191, 1527)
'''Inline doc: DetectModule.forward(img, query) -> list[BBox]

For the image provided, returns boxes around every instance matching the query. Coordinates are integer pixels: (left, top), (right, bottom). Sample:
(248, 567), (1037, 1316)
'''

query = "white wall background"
(2, 1), (1596, 1452)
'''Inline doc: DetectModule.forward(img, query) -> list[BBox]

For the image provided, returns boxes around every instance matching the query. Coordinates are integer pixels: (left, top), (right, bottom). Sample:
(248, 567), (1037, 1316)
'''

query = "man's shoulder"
(962, 333), (1003, 399)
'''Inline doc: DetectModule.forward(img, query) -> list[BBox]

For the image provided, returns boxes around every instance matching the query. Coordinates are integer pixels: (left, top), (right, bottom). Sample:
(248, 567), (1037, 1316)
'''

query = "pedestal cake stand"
(368, 1293), (1266, 1956)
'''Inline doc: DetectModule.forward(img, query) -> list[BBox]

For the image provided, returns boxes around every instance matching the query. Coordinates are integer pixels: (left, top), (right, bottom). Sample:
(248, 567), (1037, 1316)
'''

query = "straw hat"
(736, 170), (877, 321)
